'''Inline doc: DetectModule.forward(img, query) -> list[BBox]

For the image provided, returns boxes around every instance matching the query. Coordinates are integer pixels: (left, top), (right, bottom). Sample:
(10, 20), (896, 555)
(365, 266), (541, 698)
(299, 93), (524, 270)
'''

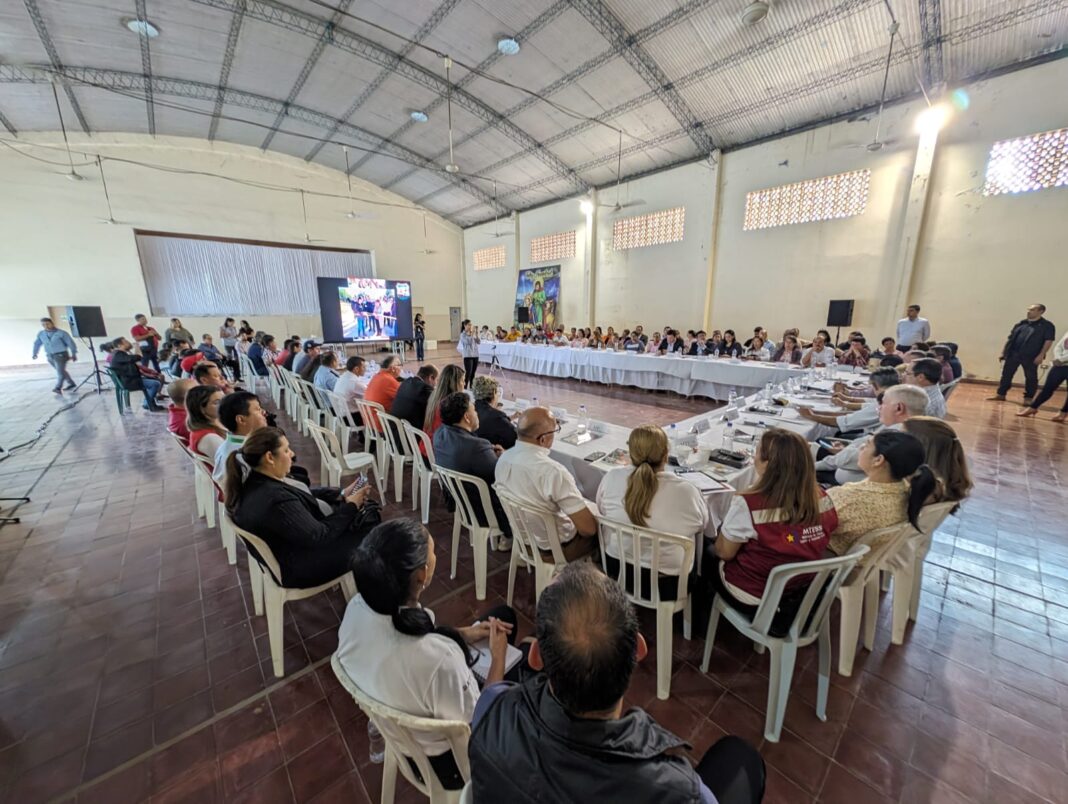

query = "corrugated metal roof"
(0, 0), (1064, 225)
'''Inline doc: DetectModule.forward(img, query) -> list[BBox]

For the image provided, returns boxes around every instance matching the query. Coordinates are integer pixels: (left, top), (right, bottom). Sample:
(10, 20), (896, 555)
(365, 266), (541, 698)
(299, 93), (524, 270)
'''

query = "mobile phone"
(584, 451), (606, 462)
(817, 438), (846, 451)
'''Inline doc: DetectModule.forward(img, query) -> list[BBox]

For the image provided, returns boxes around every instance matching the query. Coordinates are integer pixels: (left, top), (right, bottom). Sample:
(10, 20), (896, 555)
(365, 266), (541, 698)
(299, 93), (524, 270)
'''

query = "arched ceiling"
(1, 0), (1065, 226)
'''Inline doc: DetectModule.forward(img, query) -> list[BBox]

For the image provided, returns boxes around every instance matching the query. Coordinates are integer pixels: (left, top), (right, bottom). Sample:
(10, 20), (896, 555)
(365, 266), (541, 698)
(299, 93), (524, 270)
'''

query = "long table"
(480, 341), (806, 399)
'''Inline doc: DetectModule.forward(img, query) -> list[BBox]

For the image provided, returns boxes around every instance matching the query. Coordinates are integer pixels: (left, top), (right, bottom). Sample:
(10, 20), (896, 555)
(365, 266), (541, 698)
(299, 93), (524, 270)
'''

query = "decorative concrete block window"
(612, 207), (686, 250)
(743, 170), (870, 230)
(530, 230), (576, 263)
(983, 127), (1068, 196)
(472, 245), (506, 271)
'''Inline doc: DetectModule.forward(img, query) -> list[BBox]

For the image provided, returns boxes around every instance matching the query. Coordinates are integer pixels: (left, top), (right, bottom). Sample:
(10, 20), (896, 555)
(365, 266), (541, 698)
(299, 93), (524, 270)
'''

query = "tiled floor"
(1, 351), (1067, 803)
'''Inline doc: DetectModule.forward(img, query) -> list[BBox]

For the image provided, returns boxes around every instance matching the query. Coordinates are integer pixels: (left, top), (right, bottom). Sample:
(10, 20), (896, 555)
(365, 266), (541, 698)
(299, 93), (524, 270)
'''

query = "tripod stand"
(75, 336), (110, 394)
(486, 344), (512, 398)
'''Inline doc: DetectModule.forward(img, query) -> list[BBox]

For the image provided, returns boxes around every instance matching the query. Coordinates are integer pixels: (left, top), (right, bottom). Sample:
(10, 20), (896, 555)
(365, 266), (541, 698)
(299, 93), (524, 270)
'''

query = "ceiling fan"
(416, 214), (437, 254)
(340, 146), (378, 220)
(842, 21), (901, 152)
(299, 190), (327, 243)
(598, 131), (645, 213)
(93, 156), (129, 225)
(486, 181), (514, 238)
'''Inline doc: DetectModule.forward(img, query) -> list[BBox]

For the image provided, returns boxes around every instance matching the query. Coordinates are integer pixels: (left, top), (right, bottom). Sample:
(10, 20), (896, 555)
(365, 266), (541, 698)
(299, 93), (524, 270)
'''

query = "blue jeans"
(47, 353), (75, 390)
(141, 378), (162, 408)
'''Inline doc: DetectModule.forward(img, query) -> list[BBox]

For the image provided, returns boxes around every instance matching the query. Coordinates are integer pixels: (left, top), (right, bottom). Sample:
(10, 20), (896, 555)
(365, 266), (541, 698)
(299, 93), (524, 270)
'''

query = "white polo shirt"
(495, 440), (589, 548)
(336, 595), (478, 756)
(835, 402), (879, 433)
(595, 467), (709, 576)
(334, 371), (369, 410)
(923, 384), (947, 419)
(804, 346), (833, 366)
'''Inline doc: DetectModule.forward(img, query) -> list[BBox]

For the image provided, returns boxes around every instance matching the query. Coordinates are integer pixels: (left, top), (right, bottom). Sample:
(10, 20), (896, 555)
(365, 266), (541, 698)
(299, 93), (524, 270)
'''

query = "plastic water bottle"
(577, 405), (589, 435)
(763, 382), (774, 402)
(722, 422), (734, 450)
(368, 720), (385, 764)
(727, 387), (738, 407)
(713, 348), (720, 359)
(667, 423), (678, 449)
(531, 395), (539, 409)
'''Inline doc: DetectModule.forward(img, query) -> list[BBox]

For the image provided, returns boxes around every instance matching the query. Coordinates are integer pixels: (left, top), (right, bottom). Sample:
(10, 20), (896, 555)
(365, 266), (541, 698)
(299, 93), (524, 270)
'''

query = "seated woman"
(771, 334), (803, 365)
(825, 430), (936, 559)
(711, 430), (838, 616)
(472, 376), (517, 449)
(336, 518), (519, 790)
(596, 425), (709, 593)
(742, 335), (771, 361)
(720, 329), (743, 358)
(423, 364), (465, 438)
(185, 384), (226, 464)
(314, 351), (340, 391)
(225, 427), (381, 587)
(902, 417), (973, 505)
(644, 332), (662, 354)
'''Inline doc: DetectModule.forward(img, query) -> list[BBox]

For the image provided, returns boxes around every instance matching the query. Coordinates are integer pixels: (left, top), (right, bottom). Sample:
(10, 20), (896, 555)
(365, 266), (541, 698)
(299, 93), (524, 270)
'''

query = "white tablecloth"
(481, 342), (806, 399)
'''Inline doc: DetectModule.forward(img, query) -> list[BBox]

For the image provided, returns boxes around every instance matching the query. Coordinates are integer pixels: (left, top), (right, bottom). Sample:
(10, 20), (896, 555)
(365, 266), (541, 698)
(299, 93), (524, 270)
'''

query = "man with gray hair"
(815, 384), (929, 485)
(494, 407), (597, 559)
(469, 562), (766, 803)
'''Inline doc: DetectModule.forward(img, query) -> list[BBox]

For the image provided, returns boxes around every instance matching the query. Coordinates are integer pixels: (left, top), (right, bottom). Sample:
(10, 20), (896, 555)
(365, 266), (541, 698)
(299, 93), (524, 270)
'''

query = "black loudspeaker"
(827, 300), (855, 328)
(516, 306), (530, 324)
(66, 306), (107, 338)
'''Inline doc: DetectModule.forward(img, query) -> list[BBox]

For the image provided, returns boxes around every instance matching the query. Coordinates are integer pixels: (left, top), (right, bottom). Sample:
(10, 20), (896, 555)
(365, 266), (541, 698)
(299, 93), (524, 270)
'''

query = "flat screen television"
(317, 277), (413, 343)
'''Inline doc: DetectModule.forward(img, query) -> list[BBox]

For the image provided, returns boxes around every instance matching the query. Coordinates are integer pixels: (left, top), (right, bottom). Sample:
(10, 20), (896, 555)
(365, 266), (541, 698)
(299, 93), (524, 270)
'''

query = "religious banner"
(515, 264), (560, 331)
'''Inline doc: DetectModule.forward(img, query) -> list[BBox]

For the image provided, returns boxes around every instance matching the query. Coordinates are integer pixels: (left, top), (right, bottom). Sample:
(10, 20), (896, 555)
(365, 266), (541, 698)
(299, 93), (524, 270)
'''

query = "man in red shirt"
(364, 355), (403, 431)
(180, 350), (206, 376)
(166, 379), (195, 443)
(131, 314), (162, 373)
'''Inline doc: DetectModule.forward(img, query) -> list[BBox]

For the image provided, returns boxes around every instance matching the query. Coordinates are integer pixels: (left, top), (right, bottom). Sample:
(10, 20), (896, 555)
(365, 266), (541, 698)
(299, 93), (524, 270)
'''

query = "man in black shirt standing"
(990, 304), (1056, 403)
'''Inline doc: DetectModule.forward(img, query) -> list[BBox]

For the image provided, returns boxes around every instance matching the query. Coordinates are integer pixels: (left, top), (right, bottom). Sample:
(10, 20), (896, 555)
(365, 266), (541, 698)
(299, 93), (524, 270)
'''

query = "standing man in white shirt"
(896, 304), (931, 349)
(495, 407), (598, 560)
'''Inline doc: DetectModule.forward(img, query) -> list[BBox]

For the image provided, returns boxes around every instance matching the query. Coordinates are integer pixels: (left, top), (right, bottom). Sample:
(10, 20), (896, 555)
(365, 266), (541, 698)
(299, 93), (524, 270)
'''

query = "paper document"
(470, 639), (523, 683)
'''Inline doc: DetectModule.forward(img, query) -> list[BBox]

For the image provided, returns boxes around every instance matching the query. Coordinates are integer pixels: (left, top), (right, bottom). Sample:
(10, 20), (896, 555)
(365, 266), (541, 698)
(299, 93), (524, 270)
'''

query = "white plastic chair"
(331, 654), (470, 804)
(278, 367), (301, 420)
(941, 378), (961, 401)
(170, 433), (237, 564)
(226, 513), (356, 677)
(436, 467), (503, 601)
(353, 398), (387, 479)
(306, 422), (383, 494)
(326, 389), (363, 450)
(835, 522), (914, 675)
(596, 516), (696, 700)
(888, 501), (958, 632)
(402, 422), (440, 525)
(296, 379), (327, 435)
(701, 547), (868, 741)
(266, 362), (285, 408)
(378, 412), (416, 503)
(497, 489), (572, 607)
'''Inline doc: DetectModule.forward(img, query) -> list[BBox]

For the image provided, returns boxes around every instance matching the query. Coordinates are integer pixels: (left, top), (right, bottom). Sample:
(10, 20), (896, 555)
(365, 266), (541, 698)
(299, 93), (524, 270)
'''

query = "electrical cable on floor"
(0, 389), (97, 459)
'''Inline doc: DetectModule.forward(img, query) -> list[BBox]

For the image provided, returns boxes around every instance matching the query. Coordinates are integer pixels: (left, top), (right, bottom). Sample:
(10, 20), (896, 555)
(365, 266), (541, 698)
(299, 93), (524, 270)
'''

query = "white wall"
(0, 134), (463, 366)
(462, 58), (1068, 380)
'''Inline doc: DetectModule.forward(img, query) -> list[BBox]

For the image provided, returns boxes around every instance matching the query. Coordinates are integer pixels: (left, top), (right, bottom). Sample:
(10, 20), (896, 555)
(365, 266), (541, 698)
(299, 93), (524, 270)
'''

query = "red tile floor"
(1, 351), (1067, 803)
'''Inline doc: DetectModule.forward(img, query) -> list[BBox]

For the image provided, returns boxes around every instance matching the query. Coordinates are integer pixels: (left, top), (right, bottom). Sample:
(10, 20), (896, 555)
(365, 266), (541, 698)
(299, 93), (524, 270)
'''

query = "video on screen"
(339, 278), (404, 341)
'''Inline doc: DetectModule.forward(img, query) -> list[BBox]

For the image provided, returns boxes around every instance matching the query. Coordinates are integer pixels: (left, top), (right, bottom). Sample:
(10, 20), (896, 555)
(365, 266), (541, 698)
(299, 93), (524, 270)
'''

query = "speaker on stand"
(827, 300), (855, 350)
(66, 305), (110, 394)
(516, 306), (530, 325)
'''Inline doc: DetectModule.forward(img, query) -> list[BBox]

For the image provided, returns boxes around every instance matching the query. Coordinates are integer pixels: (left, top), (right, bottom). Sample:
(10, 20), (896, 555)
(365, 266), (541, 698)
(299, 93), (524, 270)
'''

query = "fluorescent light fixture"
(410, 110), (429, 123)
(915, 104), (950, 136)
(497, 37), (520, 56)
(123, 18), (160, 38)
(579, 199), (594, 215)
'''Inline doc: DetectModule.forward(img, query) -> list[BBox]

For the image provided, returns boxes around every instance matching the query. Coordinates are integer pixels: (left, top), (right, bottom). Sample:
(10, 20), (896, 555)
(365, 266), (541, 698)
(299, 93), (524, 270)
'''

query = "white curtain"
(135, 233), (373, 316)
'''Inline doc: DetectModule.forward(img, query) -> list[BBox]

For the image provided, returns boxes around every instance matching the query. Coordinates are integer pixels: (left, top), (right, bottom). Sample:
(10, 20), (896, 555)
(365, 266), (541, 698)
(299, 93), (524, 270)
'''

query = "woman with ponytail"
(826, 429), (937, 559)
(902, 417), (973, 506)
(224, 427), (380, 587)
(336, 519), (518, 789)
(596, 425), (710, 589)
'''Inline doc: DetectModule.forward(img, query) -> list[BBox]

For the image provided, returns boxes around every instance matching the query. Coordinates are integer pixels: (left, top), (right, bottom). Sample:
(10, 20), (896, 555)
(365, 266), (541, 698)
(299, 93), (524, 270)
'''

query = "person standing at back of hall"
(32, 317), (78, 395)
(896, 304), (930, 349)
(990, 303), (1056, 405)
(459, 319), (480, 389)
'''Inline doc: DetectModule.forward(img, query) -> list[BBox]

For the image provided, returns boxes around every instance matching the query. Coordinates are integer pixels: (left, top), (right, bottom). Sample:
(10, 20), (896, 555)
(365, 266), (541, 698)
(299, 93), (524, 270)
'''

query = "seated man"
(838, 336), (871, 367)
(469, 562), (765, 804)
(657, 328), (685, 355)
(432, 392), (512, 548)
(168, 339), (191, 376)
(212, 390), (268, 483)
(494, 407), (597, 560)
(930, 345), (956, 385)
(688, 330), (711, 356)
(292, 339), (321, 374)
(815, 384), (928, 484)
(551, 327), (569, 347)
(334, 355), (369, 411)
(364, 355), (402, 430)
(166, 379), (196, 443)
(622, 331), (644, 352)
(798, 367), (900, 434)
(906, 357), (947, 418)
(390, 364), (439, 430)
(197, 334), (225, 363)
(246, 334), (272, 377)
(942, 341), (963, 379)
(179, 346), (206, 377)
(193, 361), (232, 393)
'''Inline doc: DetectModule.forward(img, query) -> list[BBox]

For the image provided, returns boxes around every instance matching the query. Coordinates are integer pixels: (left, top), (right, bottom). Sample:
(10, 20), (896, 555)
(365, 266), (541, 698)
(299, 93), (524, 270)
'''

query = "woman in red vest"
(710, 429), (839, 623)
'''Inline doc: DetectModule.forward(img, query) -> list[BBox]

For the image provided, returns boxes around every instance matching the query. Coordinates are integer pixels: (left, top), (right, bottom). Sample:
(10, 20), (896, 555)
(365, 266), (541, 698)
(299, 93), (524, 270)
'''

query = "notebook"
(470, 640), (524, 683)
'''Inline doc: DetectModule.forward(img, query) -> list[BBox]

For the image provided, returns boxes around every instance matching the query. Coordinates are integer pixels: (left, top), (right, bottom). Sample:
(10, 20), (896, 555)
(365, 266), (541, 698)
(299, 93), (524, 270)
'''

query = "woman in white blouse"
(596, 425), (709, 582)
(645, 332), (662, 354)
(337, 519), (519, 791)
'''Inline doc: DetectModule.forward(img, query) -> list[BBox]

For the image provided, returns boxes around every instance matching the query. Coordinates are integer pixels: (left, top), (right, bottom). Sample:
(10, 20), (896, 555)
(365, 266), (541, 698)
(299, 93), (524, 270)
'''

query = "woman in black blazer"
(471, 376), (517, 449)
(223, 427), (381, 587)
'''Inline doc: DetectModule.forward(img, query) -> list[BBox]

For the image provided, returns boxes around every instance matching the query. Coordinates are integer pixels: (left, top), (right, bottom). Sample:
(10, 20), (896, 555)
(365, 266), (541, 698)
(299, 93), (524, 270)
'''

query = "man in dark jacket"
(990, 303), (1056, 403)
(389, 364), (438, 429)
(107, 337), (164, 411)
(469, 563), (765, 804)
